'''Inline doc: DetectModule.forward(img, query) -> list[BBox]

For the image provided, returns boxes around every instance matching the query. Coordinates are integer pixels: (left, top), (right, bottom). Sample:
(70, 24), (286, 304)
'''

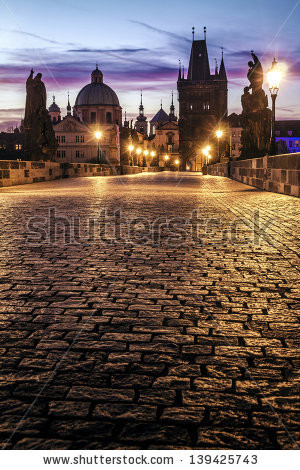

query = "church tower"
(135, 92), (148, 135)
(49, 95), (61, 124)
(177, 27), (228, 167)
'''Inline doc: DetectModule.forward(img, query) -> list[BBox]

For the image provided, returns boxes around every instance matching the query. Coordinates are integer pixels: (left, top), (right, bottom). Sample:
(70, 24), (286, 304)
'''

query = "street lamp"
(202, 145), (211, 165)
(175, 159), (180, 171)
(95, 131), (102, 163)
(150, 151), (156, 157)
(128, 145), (134, 166)
(164, 154), (169, 168)
(216, 130), (223, 162)
(267, 58), (282, 155)
(136, 147), (142, 166)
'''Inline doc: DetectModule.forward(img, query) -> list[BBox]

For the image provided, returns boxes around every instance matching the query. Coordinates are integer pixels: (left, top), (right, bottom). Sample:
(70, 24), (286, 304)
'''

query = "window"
(106, 112), (112, 123)
(295, 141), (299, 147)
(289, 141), (293, 147)
(80, 135), (84, 143)
(275, 130), (280, 136)
(76, 136), (79, 143)
(76, 150), (80, 158)
(288, 130), (293, 136)
(61, 136), (65, 143)
(91, 112), (96, 124)
(232, 144), (236, 150)
(15, 144), (22, 150)
(61, 150), (66, 158)
(57, 136), (60, 143)
(57, 150), (61, 158)
(81, 152), (85, 158)
(232, 131), (236, 137)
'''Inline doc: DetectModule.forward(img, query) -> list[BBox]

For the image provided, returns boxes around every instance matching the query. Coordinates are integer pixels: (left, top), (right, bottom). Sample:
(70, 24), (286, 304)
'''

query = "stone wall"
(208, 153), (300, 197)
(0, 161), (117, 187)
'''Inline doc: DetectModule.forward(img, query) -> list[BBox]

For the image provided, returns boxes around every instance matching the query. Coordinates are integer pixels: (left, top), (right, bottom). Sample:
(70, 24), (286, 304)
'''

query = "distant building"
(0, 126), (24, 160)
(52, 66), (121, 164)
(228, 113), (242, 159)
(177, 29), (228, 170)
(275, 121), (300, 153)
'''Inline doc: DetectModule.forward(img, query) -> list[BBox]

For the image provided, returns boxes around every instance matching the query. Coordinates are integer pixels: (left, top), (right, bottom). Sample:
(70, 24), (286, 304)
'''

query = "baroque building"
(177, 29), (228, 170)
(51, 66), (121, 164)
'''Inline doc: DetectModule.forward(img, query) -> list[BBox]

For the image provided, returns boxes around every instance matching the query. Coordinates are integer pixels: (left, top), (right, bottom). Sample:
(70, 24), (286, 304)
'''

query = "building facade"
(177, 30), (228, 170)
(52, 66), (121, 164)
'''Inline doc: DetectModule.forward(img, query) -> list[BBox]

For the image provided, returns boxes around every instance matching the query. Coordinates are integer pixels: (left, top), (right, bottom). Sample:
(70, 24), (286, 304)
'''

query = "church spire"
(215, 58), (218, 76)
(67, 92), (71, 115)
(139, 90), (144, 115)
(169, 91), (177, 122)
(219, 48), (227, 81)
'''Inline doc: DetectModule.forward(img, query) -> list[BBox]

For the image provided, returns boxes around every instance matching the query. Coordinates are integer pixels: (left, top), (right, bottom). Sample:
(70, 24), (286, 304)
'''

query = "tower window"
(91, 112), (96, 124)
(106, 112), (112, 124)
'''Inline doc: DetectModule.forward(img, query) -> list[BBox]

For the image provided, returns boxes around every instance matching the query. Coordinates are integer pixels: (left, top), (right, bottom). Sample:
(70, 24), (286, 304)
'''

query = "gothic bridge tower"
(177, 27), (228, 168)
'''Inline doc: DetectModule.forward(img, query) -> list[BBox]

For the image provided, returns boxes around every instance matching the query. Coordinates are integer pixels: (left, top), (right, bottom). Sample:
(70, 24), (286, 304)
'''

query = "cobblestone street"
(0, 172), (299, 450)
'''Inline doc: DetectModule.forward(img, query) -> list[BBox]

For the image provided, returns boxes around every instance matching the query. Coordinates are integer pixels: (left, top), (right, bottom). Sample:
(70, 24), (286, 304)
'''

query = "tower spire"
(178, 60), (182, 81)
(169, 91), (176, 121)
(215, 58), (218, 75)
(67, 91), (71, 115)
(219, 48), (227, 81)
(139, 90), (144, 115)
(204, 26), (207, 41)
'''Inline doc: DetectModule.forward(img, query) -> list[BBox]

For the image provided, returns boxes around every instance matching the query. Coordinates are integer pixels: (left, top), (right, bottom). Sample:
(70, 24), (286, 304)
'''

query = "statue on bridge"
(240, 52), (271, 158)
(24, 70), (58, 161)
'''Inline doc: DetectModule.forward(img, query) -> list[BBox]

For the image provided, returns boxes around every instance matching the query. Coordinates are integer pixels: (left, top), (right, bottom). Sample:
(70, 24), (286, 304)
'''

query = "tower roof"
(150, 108), (169, 123)
(49, 95), (60, 112)
(219, 50), (227, 81)
(187, 39), (210, 81)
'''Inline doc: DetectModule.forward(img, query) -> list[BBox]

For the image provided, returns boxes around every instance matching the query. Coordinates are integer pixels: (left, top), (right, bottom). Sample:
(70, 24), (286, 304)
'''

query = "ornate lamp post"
(128, 145), (134, 166)
(136, 147), (142, 166)
(95, 131), (102, 163)
(202, 145), (211, 165)
(164, 154), (169, 168)
(216, 130), (223, 162)
(267, 58), (282, 156)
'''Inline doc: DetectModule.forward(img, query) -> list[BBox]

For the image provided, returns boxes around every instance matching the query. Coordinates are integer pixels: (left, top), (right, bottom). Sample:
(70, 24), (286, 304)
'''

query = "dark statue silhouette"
(24, 70), (57, 161)
(240, 52), (271, 158)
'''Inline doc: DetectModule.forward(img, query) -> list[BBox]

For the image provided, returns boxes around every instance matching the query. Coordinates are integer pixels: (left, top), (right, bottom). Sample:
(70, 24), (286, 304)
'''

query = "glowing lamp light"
(267, 58), (282, 96)
(144, 150), (149, 156)
(164, 155), (169, 161)
(95, 131), (101, 140)
(128, 145), (134, 152)
(136, 148), (142, 155)
(175, 159), (179, 165)
(216, 130), (223, 139)
(150, 151), (156, 157)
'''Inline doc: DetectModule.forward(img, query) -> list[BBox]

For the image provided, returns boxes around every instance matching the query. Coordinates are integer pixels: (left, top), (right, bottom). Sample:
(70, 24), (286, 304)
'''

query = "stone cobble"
(0, 173), (299, 449)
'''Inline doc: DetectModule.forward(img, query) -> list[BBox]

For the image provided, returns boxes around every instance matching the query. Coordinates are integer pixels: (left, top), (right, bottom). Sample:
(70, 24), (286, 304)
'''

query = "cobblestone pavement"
(0, 172), (299, 450)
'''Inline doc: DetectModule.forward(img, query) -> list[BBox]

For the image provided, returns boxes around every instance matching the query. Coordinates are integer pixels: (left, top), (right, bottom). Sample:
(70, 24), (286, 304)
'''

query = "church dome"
(49, 96), (60, 112)
(75, 66), (120, 107)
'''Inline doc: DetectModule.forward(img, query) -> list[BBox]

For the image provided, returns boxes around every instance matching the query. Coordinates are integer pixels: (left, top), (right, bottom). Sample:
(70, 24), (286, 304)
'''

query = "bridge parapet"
(208, 153), (300, 197)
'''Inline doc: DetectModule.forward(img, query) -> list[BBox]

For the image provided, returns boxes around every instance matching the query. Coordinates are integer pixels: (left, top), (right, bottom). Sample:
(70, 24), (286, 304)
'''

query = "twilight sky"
(0, 0), (299, 130)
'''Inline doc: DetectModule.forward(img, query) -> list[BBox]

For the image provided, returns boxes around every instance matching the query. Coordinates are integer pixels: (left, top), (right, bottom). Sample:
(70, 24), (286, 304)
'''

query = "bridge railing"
(208, 153), (300, 197)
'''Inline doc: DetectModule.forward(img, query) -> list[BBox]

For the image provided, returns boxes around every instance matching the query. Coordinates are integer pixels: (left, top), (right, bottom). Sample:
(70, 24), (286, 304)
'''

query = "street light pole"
(267, 58), (282, 156)
(95, 131), (102, 164)
(216, 130), (223, 163)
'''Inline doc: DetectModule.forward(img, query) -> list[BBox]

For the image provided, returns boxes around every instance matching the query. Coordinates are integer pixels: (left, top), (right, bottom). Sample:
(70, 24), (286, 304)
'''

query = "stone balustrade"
(208, 153), (300, 197)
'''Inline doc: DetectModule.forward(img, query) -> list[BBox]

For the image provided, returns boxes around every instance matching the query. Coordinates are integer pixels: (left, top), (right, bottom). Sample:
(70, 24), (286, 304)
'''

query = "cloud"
(129, 20), (190, 44)
(68, 48), (149, 53)
(0, 29), (76, 46)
